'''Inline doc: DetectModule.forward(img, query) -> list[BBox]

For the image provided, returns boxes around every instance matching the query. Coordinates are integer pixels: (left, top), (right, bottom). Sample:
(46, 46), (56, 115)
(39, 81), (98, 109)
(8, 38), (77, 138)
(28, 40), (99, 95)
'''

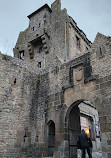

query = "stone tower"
(13, 0), (91, 69)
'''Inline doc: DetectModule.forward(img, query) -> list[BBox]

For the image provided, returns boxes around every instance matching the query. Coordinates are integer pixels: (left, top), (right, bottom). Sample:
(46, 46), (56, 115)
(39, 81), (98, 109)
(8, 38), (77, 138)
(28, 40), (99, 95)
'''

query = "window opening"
(24, 133), (28, 143)
(38, 22), (41, 28)
(14, 78), (16, 85)
(19, 51), (24, 60)
(39, 47), (42, 53)
(38, 62), (42, 68)
(86, 47), (88, 51)
(100, 47), (102, 55)
(76, 36), (80, 48)
(44, 19), (47, 24)
(32, 27), (35, 31)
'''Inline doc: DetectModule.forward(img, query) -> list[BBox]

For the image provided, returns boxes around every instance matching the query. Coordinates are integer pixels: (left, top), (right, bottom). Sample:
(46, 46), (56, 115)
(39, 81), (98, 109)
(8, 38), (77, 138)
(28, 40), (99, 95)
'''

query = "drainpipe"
(65, 21), (68, 62)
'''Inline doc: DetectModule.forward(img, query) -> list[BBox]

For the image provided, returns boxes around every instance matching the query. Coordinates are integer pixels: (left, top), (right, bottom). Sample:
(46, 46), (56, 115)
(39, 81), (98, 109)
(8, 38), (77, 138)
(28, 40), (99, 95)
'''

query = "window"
(76, 36), (80, 48)
(39, 47), (42, 53)
(99, 47), (102, 55)
(97, 46), (106, 58)
(19, 51), (24, 60)
(38, 22), (41, 28)
(14, 78), (16, 85)
(44, 19), (47, 24)
(86, 47), (88, 51)
(38, 62), (42, 68)
(32, 27), (35, 31)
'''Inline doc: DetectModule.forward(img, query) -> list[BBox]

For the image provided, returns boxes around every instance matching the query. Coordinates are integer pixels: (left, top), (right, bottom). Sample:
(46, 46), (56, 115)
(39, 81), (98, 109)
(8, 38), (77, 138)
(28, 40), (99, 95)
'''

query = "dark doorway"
(68, 105), (81, 158)
(48, 120), (55, 157)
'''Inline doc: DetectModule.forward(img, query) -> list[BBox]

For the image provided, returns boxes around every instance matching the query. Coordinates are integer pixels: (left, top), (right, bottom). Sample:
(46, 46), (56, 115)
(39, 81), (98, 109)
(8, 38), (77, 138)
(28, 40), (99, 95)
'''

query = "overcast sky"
(0, 0), (111, 56)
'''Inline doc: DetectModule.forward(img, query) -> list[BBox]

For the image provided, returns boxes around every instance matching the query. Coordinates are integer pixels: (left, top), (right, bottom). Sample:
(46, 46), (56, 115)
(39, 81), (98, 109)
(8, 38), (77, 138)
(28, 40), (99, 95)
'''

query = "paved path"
(86, 151), (102, 158)
(42, 151), (103, 158)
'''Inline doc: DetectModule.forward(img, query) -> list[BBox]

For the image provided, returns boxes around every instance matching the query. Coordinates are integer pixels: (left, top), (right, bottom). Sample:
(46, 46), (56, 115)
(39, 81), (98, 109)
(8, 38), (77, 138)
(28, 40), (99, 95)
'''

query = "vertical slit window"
(39, 47), (42, 53)
(76, 36), (80, 48)
(19, 51), (24, 60)
(38, 62), (42, 68)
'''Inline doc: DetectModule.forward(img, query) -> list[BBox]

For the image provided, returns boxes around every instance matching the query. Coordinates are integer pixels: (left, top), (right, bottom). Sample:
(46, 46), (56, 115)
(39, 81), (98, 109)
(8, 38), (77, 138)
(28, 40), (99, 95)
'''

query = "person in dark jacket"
(88, 137), (93, 158)
(79, 129), (91, 158)
(77, 137), (82, 158)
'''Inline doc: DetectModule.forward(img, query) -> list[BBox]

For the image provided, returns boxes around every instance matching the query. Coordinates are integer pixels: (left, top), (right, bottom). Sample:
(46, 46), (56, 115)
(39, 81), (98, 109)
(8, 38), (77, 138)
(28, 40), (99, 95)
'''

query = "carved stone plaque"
(73, 65), (84, 85)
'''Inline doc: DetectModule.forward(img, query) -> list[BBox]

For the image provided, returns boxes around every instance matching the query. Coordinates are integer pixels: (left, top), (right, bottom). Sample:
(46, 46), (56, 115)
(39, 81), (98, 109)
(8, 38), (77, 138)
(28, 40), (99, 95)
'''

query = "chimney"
(51, 0), (61, 11)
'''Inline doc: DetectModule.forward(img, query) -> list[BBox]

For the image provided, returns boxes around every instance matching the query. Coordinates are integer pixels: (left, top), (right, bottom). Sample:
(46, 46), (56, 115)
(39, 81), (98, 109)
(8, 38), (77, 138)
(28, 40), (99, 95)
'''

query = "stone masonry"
(0, 0), (111, 158)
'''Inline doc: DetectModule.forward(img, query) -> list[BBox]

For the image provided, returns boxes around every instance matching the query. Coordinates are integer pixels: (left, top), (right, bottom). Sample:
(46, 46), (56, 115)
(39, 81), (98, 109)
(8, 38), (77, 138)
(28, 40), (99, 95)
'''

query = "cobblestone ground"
(42, 152), (103, 158)
(86, 151), (102, 158)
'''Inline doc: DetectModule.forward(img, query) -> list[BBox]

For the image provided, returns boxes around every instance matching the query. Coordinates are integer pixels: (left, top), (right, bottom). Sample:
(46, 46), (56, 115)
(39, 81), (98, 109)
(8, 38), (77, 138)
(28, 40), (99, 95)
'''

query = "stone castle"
(0, 0), (111, 158)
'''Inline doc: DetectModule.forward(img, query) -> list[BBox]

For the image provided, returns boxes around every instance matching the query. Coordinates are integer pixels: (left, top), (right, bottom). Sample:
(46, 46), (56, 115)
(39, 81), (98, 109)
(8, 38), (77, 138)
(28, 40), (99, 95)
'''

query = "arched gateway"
(65, 100), (101, 158)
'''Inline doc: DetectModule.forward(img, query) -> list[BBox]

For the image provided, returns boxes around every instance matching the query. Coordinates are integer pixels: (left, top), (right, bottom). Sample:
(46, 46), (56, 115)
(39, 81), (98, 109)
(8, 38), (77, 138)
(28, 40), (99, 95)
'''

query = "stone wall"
(91, 33), (111, 77)
(67, 17), (91, 60)
(1, 0), (111, 158)
(1, 37), (111, 158)
(0, 53), (40, 158)
(90, 33), (111, 158)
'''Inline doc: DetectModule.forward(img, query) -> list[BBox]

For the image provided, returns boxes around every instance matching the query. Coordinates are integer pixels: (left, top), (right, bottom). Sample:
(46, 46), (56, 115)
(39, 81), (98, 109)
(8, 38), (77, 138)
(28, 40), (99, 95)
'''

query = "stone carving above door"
(73, 65), (84, 85)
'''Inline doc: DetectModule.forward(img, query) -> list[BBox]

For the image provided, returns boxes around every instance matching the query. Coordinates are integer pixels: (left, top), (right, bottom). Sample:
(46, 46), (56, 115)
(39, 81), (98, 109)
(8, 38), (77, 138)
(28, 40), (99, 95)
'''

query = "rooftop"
(27, 4), (52, 19)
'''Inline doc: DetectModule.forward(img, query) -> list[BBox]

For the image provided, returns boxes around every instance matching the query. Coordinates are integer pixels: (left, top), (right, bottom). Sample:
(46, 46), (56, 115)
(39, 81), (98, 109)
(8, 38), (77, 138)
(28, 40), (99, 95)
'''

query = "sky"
(0, 0), (111, 56)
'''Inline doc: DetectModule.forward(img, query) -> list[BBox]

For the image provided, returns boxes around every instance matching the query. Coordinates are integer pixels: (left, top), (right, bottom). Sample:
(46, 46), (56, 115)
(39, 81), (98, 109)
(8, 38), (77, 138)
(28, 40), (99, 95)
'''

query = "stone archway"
(65, 100), (83, 158)
(65, 100), (102, 158)
(47, 120), (55, 157)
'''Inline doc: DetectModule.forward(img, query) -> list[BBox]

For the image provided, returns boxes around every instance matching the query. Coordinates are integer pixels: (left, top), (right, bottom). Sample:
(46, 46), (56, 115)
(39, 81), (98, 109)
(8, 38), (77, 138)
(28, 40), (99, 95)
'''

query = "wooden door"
(68, 106), (81, 158)
(48, 121), (55, 156)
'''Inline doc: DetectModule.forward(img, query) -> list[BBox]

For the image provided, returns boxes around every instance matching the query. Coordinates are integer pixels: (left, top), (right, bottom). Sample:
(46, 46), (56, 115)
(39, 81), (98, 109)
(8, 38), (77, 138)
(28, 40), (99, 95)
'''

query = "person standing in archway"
(88, 137), (93, 158)
(79, 129), (92, 158)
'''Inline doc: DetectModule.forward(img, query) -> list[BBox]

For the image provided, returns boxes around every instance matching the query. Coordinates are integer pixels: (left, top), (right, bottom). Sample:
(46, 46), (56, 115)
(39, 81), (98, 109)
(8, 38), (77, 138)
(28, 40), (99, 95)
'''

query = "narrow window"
(99, 47), (102, 55)
(19, 51), (24, 60)
(44, 19), (47, 24)
(38, 62), (42, 68)
(86, 47), (88, 51)
(39, 47), (42, 53)
(14, 78), (16, 85)
(97, 46), (106, 58)
(38, 22), (41, 28)
(24, 133), (28, 143)
(32, 27), (35, 31)
(76, 36), (80, 48)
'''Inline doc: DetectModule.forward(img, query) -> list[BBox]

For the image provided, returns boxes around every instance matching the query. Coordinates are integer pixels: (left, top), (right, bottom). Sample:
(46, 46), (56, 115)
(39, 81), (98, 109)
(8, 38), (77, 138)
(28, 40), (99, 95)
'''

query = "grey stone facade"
(13, 0), (91, 69)
(0, 0), (111, 158)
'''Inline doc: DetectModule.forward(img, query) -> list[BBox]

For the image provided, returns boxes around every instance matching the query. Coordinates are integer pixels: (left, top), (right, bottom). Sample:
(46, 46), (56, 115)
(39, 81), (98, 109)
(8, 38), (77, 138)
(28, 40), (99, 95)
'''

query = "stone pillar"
(101, 132), (111, 158)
